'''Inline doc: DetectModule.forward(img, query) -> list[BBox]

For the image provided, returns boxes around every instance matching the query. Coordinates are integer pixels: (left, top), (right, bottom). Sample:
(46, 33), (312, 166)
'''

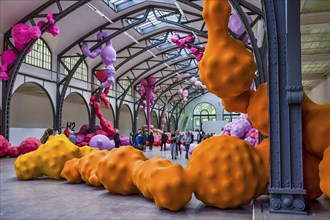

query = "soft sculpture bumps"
(199, 0), (256, 100)
(95, 146), (148, 195)
(14, 134), (94, 180)
(186, 136), (267, 208)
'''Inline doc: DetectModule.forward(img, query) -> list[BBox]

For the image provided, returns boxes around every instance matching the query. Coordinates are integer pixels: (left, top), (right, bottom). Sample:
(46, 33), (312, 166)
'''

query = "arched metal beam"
(1, 0), (91, 138)
(116, 55), (196, 128)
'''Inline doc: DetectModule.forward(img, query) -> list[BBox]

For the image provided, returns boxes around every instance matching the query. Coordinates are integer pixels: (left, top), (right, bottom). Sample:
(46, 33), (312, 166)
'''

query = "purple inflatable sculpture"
(82, 32), (116, 89)
(89, 134), (113, 150)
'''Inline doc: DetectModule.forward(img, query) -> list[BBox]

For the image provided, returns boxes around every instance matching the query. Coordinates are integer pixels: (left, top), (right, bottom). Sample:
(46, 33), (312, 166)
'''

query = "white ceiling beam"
(301, 11), (330, 30)
(302, 74), (327, 81)
(300, 0), (306, 12)
(301, 53), (330, 65)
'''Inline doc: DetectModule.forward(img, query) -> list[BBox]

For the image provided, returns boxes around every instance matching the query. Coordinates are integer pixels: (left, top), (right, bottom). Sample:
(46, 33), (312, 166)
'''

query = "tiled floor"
(0, 147), (329, 220)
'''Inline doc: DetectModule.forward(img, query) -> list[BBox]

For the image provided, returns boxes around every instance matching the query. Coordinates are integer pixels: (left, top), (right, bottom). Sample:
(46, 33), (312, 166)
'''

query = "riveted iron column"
(264, 0), (306, 214)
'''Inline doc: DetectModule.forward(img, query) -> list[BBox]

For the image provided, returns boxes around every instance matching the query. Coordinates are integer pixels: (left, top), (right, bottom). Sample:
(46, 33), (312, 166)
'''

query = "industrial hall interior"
(0, 0), (329, 219)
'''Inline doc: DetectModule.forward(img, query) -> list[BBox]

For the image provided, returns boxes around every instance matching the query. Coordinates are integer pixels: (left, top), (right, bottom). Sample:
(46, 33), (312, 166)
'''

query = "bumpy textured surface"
(61, 158), (82, 184)
(18, 137), (40, 154)
(302, 94), (330, 159)
(303, 148), (323, 199)
(221, 90), (254, 113)
(247, 83), (269, 136)
(148, 163), (192, 211)
(0, 135), (10, 157)
(79, 146), (99, 157)
(132, 157), (172, 199)
(186, 135), (266, 208)
(78, 150), (108, 186)
(95, 146), (148, 195)
(319, 147), (330, 197)
(14, 134), (82, 180)
(199, 0), (256, 99)
(254, 138), (269, 195)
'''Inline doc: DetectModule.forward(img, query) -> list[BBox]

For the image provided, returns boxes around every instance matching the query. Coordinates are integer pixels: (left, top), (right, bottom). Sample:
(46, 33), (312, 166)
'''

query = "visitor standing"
(170, 131), (177, 160)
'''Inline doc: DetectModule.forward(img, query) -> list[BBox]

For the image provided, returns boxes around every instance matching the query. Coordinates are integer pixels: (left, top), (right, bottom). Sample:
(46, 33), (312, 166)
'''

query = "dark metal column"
(264, 0), (306, 214)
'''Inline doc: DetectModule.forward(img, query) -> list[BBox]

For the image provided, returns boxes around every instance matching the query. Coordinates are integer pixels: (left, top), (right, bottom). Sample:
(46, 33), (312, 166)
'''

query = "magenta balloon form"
(82, 32), (117, 89)
(1, 12), (59, 81)
(138, 77), (157, 132)
(177, 89), (189, 105)
(8, 147), (21, 157)
(171, 34), (204, 61)
(119, 136), (130, 146)
(89, 134), (113, 150)
(228, 12), (253, 45)
(19, 137), (41, 154)
(0, 135), (10, 157)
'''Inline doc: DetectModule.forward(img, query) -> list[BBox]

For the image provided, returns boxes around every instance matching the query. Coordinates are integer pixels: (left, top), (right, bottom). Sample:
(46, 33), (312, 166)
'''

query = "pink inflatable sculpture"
(18, 137), (41, 154)
(120, 136), (130, 146)
(177, 89), (189, 105)
(1, 12), (59, 81)
(0, 135), (10, 157)
(7, 146), (21, 157)
(171, 34), (204, 61)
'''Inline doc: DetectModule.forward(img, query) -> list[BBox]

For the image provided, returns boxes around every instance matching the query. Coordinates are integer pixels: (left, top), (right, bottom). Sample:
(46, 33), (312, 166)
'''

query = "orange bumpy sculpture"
(247, 83), (269, 136)
(303, 148), (323, 199)
(148, 163), (192, 211)
(199, 0), (256, 100)
(186, 136), (267, 208)
(78, 150), (108, 186)
(319, 147), (330, 197)
(95, 146), (148, 195)
(132, 157), (172, 199)
(133, 157), (192, 211)
(254, 138), (270, 195)
(61, 158), (82, 184)
(301, 94), (330, 159)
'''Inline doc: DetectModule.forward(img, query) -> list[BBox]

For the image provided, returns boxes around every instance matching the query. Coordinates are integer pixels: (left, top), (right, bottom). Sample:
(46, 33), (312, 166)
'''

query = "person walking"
(148, 131), (154, 151)
(114, 129), (120, 148)
(175, 130), (182, 156)
(161, 132), (168, 151)
(182, 131), (192, 159)
(170, 131), (177, 160)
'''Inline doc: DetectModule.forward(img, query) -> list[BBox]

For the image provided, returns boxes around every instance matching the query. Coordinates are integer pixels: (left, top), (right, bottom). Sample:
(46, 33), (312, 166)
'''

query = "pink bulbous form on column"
(0, 49), (17, 80)
(8, 146), (21, 157)
(184, 35), (195, 43)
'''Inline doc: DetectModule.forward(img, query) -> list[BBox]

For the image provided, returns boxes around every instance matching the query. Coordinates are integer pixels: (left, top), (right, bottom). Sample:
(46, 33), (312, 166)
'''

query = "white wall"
(62, 98), (89, 133)
(9, 128), (46, 146)
(10, 93), (53, 128)
(178, 93), (224, 131)
(306, 75), (330, 104)
(118, 105), (133, 136)
(202, 120), (228, 135)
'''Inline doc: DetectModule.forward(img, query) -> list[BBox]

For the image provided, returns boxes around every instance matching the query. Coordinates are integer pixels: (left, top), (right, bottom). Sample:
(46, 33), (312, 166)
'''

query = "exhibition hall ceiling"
(0, 0), (329, 105)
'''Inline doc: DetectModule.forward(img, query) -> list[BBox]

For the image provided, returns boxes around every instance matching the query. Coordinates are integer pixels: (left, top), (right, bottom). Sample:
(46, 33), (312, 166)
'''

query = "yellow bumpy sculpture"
(319, 147), (330, 197)
(61, 158), (82, 184)
(14, 134), (95, 180)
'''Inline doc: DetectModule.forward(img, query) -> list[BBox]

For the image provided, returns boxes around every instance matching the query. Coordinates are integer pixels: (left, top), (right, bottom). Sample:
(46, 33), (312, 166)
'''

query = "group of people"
(170, 130), (193, 160)
(131, 130), (155, 152)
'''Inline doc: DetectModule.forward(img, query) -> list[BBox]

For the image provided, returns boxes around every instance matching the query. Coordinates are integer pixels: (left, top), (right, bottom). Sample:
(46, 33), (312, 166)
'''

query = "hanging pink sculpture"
(171, 34), (204, 61)
(0, 12), (59, 81)
(138, 77), (157, 132)
(177, 89), (189, 105)
(82, 32), (117, 89)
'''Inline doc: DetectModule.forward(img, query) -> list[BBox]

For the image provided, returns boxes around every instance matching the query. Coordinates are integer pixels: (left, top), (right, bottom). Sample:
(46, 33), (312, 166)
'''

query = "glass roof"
(126, 9), (187, 35)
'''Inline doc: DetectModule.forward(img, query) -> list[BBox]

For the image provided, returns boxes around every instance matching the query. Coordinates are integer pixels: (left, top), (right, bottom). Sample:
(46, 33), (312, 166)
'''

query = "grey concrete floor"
(0, 147), (329, 220)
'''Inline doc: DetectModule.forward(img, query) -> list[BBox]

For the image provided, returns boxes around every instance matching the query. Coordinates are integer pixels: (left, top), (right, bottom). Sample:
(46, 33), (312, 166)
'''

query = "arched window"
(64, 55), (88, 81)
(222, 109), (240, 122)
(24, 38), (51, 70)
(193, 102), (216, 131)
